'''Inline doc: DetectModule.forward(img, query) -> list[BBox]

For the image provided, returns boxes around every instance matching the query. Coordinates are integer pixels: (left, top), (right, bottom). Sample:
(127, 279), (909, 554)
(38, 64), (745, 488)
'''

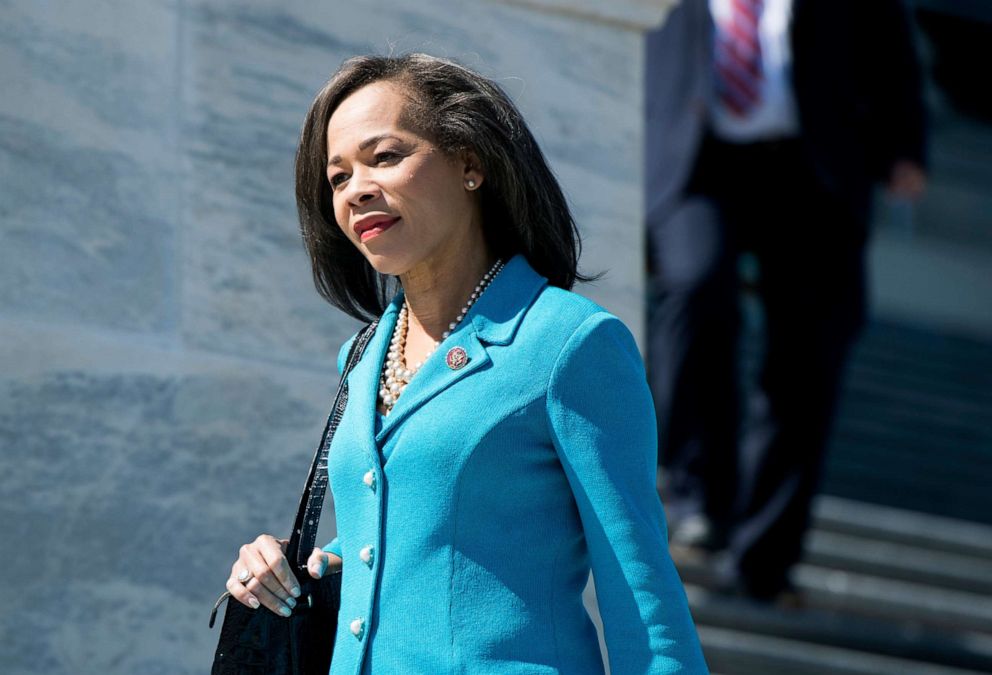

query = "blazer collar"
(469, 253), (548, 346)
(352, 254), (548, 450)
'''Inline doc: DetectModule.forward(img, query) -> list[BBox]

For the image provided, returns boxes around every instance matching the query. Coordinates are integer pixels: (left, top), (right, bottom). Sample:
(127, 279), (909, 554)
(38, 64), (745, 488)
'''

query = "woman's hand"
(226, 535), (344, 616)
(226, 534), (300, 616)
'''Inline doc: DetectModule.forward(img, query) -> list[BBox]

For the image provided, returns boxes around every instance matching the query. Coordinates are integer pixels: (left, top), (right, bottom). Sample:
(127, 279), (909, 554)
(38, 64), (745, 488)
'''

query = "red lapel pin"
(445, 346), (468, 370)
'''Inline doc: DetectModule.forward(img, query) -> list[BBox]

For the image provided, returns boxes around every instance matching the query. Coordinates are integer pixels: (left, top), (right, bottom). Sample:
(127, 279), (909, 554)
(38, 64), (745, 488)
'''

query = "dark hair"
(295, 53), (591, 322)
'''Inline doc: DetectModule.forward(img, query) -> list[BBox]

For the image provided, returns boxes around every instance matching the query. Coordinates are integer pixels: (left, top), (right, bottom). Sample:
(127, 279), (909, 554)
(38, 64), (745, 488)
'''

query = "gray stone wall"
(0, 1), (667, 671)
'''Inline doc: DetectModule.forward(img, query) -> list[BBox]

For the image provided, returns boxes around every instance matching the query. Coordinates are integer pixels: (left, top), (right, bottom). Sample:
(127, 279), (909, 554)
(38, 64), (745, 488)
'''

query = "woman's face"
(325, 81), (484, 277)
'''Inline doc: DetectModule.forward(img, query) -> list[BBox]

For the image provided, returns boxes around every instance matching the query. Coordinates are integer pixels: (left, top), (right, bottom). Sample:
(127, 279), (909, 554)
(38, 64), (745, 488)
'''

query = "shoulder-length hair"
(295, 53), (590, 322)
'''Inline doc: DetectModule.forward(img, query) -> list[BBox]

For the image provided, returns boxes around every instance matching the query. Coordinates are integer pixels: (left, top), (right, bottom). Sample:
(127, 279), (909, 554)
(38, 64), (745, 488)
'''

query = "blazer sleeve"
(321, 330), (361, 560)
(322, 538), (342, 557)
(546, 313), (709, 674)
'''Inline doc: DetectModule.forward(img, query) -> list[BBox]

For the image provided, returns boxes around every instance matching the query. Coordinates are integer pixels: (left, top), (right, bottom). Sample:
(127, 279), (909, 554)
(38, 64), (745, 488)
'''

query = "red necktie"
(714, 0), (765, 116)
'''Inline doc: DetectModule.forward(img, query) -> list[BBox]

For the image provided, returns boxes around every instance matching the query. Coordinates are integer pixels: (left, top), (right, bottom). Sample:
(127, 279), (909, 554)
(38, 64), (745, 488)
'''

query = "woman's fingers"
(237, 545), (293, 616)
(307, 548), (329, 579)
(227, 571), (292, 616)
(256, 537), (302, 599)
(226, 574), (261, 610)
(227, 534), (300, 616)
(241, 545), (295, 615)
(307, 548), (343, 578)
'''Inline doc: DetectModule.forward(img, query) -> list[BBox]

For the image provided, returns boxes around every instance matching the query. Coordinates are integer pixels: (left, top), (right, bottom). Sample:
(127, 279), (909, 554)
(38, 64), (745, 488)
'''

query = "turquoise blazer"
(324, 255), (708, 674)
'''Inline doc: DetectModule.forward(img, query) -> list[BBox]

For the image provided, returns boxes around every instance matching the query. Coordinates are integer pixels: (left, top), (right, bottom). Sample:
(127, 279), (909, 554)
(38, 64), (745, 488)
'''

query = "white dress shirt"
(709, 0), (801, 141)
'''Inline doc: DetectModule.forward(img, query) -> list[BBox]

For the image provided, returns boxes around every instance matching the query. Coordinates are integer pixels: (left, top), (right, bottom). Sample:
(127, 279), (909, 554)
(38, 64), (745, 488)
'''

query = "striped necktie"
(714, 0), (765, 116)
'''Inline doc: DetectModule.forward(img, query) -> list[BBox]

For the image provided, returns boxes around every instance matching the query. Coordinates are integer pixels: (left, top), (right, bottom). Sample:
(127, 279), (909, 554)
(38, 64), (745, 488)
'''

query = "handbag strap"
(286, 320), (379, 574)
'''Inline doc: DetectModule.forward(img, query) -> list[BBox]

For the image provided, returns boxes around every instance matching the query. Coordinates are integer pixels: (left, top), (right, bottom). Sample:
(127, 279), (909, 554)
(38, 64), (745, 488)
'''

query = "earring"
(466, 179), (477, 189)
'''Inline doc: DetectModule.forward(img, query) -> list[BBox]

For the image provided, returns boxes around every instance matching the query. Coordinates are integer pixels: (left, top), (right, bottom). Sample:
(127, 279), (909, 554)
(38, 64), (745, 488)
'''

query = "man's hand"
(887, 159), (927, 201)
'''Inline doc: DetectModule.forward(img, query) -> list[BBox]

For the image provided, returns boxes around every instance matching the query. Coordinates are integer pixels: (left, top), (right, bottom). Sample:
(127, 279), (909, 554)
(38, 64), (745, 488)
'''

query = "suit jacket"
(645, 0), (927, 227)
(323, 255), (708, 674)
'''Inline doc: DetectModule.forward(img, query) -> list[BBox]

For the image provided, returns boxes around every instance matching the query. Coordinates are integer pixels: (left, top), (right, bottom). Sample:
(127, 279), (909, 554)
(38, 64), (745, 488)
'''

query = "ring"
(237, 568), (252, 584)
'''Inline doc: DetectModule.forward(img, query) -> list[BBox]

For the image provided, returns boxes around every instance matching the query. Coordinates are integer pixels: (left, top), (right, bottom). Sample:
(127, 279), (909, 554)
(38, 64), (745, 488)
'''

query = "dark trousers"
(647, 133), (867, 597)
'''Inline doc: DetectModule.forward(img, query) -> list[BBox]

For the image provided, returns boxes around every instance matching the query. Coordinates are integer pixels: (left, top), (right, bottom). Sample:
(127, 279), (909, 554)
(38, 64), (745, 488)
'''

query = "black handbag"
(209, 321), (378, 675)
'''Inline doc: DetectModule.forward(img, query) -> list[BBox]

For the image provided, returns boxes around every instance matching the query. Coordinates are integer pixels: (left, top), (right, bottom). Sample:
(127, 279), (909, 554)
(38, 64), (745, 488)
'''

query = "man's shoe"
(668, 514), (728, 551)
(739, 580), (806, 610)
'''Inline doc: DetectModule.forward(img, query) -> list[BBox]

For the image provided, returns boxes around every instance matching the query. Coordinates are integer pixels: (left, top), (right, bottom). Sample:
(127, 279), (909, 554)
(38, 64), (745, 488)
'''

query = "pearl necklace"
(379, 259), (505, 414)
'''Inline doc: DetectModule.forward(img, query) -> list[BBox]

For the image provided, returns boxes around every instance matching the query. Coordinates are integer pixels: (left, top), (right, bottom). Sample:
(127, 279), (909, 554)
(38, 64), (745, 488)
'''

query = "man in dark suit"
(645, 0), (927, 601)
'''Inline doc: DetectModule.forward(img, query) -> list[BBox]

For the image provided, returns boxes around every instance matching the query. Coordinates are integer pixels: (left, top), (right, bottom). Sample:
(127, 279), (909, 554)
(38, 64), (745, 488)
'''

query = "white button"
(359, 545), (374, 566)
(363, 470), (376, 491)
(350, 617), (365, 639)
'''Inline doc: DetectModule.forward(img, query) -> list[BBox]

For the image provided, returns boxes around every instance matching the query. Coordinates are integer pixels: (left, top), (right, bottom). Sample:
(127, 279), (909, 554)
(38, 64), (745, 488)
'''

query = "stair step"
(813, 496), (992, 559)
(698, 625), (991, 675)
(685, 585), (992, 672)
(675, 556), (992, 634)
(804, 530), (992, 594)
(794, 564), (992, 634)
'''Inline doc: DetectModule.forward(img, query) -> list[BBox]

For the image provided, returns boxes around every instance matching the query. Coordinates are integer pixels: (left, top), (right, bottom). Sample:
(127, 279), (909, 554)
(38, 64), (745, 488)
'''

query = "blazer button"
(359, 545), (375, 567)
(363, 470), (376, 492)
(350, 617), (365, 639)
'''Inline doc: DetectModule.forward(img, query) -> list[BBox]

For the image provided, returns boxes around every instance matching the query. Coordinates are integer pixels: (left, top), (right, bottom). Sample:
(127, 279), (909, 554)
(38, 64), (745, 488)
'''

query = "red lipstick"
(353, 215), (400, 243)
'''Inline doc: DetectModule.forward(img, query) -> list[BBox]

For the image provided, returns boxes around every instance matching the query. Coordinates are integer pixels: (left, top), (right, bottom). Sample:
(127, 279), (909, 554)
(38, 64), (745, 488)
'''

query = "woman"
(226, 54), (708, 674)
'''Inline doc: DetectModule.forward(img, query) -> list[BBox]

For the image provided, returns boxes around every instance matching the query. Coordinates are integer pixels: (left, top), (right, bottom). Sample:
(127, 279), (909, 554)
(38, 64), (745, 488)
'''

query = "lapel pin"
(445, 346), (468, 370)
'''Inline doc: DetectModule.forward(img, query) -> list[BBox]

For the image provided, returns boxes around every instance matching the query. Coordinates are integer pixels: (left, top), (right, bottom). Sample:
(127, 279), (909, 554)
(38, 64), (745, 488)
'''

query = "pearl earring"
(466, 179), (477, 189)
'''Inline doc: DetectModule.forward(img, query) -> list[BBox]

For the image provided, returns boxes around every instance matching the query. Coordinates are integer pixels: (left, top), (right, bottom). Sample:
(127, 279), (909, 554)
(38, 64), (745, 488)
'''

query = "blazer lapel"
(376, 328), (490, 439)
(375, 254), (547, 442)
(347, 295), (401, 466)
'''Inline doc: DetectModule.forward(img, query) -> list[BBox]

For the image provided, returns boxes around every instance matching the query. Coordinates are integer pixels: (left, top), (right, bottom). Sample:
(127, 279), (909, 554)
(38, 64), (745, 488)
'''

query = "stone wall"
(0, 0), (672, 671)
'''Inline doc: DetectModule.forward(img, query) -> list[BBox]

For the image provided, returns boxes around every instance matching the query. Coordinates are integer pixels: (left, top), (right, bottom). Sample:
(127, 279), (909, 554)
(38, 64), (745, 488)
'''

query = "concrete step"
(793, 564), (992, 635)
(677, 499), (992, 672)
(803, 529), (992, 594)
(676, 554), (992, 635)
(822, 452), (992, 526)
(817, 319), (992, 525)
(698, 625), (991, 675)
(812, 496), (992, 559)
(685, 584), (992, 672)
